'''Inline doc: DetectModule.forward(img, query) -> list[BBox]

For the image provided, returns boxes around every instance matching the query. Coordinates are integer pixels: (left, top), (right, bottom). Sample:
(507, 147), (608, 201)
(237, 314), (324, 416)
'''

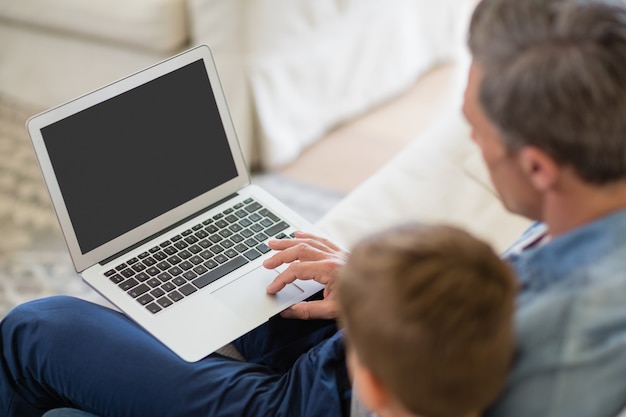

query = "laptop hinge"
(100, 193), (239, 266)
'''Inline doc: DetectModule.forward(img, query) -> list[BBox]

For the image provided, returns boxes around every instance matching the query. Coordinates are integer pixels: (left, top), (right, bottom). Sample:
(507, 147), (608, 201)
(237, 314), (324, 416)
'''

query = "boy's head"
(337, 223), (517, 417)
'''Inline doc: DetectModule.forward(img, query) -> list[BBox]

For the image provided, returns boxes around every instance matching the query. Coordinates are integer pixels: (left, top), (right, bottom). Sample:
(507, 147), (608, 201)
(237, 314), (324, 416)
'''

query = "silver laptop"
(26, 45), (324, 362)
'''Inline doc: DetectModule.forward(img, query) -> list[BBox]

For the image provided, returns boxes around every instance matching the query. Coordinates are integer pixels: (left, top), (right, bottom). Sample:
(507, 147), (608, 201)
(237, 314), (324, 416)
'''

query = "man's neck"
(543, 178), (626, 237)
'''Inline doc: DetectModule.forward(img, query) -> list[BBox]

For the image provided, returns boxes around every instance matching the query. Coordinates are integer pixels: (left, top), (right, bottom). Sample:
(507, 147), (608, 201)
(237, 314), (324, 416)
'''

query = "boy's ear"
(351, 358), (391, 413)
(517, 146), (559, 191)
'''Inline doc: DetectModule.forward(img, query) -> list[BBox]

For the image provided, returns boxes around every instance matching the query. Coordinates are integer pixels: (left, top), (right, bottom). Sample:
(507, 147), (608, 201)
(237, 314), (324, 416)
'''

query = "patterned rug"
(0, 94), (344, 318)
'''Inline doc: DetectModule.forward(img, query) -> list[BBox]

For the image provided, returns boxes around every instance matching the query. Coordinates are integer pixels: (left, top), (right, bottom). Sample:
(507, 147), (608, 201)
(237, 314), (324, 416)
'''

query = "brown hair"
(468, 0), (626, 184)
(337, 223), (516, 417)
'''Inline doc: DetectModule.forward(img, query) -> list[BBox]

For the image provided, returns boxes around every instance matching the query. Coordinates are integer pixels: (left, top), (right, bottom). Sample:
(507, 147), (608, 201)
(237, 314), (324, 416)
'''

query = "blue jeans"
(0, 295), (350, 417)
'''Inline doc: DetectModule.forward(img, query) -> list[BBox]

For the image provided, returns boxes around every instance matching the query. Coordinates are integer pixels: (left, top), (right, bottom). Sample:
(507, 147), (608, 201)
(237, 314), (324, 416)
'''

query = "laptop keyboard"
(103, 198), (293, 314)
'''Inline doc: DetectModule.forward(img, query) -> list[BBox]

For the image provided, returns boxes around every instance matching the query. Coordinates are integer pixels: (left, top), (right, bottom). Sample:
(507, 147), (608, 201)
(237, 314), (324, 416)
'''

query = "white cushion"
(317, 108), (533, 254)
(187, 0), (472, 168)
(247, 0), (472, 167)
(0, 0), (188, 53)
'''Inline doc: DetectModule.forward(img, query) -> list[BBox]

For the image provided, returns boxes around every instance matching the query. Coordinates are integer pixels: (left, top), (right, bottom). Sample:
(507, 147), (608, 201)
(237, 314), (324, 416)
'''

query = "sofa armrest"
(317, 109), (532, 253)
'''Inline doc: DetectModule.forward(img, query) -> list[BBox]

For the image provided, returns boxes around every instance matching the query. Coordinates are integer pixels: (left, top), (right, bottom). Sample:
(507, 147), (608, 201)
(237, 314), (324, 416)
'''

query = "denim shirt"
(487, 208), (626, 417)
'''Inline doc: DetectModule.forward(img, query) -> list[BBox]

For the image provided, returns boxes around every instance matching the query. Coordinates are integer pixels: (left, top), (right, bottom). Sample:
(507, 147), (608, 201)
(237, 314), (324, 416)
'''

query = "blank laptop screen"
(41, 59), (239, 254)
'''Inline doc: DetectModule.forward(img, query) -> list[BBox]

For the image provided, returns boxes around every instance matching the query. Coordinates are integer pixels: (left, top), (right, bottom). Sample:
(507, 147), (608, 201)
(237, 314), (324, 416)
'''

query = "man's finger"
(266, 260), (335, 293)
(292, 231), (343, 252)
(263, 242), (330, 269)
(267, 236), (337, 255)
(280, 300), (337, 320)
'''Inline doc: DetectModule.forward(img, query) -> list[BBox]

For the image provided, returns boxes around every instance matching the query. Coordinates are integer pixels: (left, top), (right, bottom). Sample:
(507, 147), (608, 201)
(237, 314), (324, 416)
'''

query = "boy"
(337, 223), (517, 417)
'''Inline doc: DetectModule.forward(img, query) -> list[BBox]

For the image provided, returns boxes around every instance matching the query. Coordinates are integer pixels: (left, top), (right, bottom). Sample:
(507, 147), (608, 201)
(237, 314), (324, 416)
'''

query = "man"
(2, 0), (626, 415)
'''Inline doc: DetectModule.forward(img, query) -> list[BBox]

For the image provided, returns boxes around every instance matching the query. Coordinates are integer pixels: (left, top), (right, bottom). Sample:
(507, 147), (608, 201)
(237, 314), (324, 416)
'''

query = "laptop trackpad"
(212, 266), (304, 320)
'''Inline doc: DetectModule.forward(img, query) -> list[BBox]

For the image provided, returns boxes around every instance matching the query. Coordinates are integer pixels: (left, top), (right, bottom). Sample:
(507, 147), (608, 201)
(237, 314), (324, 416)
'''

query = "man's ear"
(517, 146), (559, 191)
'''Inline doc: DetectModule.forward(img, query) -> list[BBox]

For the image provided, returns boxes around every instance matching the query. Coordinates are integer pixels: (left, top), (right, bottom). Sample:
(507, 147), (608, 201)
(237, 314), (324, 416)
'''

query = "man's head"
(463, 0), (626, 220)
(337, 224), (516, 417)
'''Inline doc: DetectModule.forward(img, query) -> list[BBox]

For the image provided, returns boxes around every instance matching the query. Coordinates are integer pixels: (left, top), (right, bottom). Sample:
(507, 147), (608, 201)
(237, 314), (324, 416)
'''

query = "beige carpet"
(0, 94), (344, 318)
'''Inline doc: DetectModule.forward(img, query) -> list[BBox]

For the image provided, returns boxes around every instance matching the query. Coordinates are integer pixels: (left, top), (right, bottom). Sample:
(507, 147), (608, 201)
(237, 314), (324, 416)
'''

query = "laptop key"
(168, 265), (183, 275)
(244, 249), (261, 261)
(245, 202), (262, 213)
(265, 222), (290, 237)
(147, 278), (161, 288)
(198, 239), (212, 249)
(179, 284), (197, 296)
(168, 255), (182, 265)
(182, 271), (197, 281)
(244, 238), (258, 247)
(193, 265), (208, 275)
(203, 259), (218, 269)
(174, 241), (188, 250)
(135, 272), (149, 282)
(256, 243), (270, 254)
(192, 256), (248, 289)
(234, 243), (249, 253)
(150, 288), (165, 298)
(169, 291), (184, 302)
(146, 303), (162, 314)
(109, 274), (124, 284)
(137, 294), (154, 306)
(184, 235), (198, 244)
(260, 209), (280, 222)
(157, 297), (173, 308)
(146, 266), (160, 276)
(188, 244), (202, 254)
(128, 283), (150, 298)
(179, 261), (193, 271)
(210, 245), (224, 254)
(119, 278), (139, 291)
(157, 272), (171, 282)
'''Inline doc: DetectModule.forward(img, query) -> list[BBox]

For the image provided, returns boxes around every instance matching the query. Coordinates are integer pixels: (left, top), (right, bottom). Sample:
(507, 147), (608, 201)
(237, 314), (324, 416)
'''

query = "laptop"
(26, 44), (324, 362)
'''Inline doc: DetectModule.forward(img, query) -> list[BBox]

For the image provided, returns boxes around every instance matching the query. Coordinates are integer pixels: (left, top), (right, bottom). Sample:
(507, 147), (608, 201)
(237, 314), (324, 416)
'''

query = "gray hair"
(468, 0), (626, 184)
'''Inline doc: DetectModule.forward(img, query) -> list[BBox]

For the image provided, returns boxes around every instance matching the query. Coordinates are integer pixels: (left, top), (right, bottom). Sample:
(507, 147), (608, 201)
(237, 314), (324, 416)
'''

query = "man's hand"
(263, 231), (349, 320)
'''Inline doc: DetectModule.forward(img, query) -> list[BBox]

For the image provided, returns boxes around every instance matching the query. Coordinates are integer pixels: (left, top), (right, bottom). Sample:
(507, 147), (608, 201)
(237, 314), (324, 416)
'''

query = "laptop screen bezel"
(26, 45), (250, 272)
